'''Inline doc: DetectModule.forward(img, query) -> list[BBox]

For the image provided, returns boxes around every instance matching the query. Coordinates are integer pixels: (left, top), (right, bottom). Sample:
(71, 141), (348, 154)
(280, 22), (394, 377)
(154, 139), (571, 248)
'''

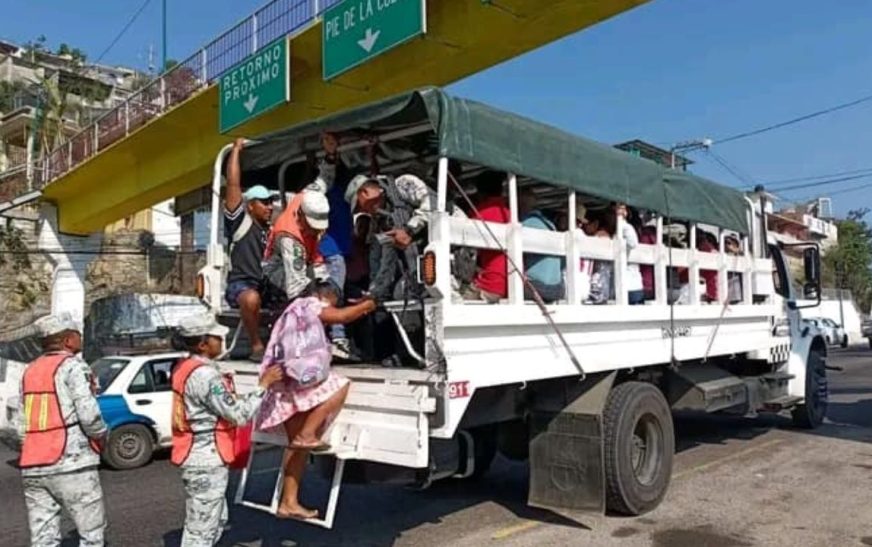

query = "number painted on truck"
(448, 381), (470, 399)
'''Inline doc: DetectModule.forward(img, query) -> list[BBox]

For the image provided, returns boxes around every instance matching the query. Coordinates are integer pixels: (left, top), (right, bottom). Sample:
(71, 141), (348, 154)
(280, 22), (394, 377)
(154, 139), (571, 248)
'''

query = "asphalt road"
(1, 348), (871, 546)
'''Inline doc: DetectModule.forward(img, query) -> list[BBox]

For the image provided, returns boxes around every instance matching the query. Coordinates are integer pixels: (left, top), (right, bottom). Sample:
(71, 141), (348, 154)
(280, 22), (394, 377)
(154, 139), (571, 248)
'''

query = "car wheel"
(103, 424), (154, 470)
(841, 335), (848, 348)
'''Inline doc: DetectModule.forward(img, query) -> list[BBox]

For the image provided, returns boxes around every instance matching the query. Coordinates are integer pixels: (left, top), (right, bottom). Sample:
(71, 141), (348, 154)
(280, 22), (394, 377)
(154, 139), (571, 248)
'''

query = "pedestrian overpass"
(27, 0), (648, 234)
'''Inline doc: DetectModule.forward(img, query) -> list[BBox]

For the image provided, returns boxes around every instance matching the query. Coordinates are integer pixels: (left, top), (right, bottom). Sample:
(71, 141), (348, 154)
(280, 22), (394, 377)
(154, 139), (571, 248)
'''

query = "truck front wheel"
(791, 350), (828, 429)
(603, 381), (674, 515)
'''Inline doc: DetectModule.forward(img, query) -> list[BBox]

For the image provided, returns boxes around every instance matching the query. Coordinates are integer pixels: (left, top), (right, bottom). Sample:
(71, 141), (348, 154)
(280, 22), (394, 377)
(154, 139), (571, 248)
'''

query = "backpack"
(261, 297), (331, 388)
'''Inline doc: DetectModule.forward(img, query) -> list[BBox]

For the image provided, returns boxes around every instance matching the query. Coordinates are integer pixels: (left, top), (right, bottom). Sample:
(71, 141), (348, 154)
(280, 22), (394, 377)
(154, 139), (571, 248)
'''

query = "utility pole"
(669, 138), (713, 169)
(162, 0), (168, 71)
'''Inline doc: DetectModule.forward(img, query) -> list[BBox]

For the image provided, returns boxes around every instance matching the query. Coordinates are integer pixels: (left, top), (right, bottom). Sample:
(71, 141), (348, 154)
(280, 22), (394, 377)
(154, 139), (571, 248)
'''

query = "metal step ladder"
(233, 431), (364, 529)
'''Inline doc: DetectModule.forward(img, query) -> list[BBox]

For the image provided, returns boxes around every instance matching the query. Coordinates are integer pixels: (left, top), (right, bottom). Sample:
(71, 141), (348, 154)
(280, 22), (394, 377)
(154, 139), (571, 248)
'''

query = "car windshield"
(91, 358), (130, 394)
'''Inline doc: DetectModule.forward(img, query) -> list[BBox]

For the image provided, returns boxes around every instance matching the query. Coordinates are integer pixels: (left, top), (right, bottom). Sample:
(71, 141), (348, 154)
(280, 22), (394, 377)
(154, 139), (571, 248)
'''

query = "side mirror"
(803, 283), (819, 300)
(804, 247), (821, 286)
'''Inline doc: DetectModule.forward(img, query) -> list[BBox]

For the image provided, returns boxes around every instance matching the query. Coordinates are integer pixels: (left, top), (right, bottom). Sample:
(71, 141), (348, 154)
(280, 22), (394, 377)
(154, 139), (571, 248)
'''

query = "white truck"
(196, 88), (828, 527)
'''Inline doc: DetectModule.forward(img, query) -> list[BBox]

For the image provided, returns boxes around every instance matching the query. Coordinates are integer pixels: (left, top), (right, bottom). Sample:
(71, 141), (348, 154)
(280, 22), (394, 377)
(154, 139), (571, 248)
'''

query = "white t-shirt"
(622, 223), (644, 293)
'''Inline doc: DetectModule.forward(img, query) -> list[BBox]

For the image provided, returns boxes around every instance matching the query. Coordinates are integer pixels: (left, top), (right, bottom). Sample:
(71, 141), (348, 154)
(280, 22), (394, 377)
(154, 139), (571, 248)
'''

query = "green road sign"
(323, 0), (426, 81)
(219, 37), (290, 133)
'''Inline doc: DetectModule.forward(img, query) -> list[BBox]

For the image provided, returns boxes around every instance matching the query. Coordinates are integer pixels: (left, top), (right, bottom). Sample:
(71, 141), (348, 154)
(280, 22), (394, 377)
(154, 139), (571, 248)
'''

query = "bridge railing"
(38, 0), (342, 188)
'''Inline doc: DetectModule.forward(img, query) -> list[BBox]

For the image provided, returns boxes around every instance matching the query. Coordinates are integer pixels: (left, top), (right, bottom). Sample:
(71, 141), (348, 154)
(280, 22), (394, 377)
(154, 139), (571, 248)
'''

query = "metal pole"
(838, 268), (845, 327)
(162, 0), (167, 71)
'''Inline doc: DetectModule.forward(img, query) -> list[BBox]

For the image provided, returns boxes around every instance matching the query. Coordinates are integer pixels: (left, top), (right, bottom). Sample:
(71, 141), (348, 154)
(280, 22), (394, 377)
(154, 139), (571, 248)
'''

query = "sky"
(3, 0), (872, 217)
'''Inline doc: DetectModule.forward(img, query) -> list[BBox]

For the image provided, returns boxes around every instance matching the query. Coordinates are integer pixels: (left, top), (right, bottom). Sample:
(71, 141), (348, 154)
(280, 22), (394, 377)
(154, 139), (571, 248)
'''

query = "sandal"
(289, 439), (331, 452)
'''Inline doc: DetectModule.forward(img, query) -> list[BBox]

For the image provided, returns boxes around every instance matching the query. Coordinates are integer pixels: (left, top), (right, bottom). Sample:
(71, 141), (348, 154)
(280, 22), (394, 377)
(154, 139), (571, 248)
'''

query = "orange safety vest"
(171, 356), (237, 466)
(264, 193), (323, 263)
(19, 353), (99, 468)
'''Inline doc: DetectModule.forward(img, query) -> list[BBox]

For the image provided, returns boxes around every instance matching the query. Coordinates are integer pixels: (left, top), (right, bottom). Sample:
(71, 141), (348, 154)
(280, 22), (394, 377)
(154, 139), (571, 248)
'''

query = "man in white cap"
(171, 313), (282, 546)
(262, 190), (331, 304)
(224, 138), (276, 361)
(17, 312), (108, 547)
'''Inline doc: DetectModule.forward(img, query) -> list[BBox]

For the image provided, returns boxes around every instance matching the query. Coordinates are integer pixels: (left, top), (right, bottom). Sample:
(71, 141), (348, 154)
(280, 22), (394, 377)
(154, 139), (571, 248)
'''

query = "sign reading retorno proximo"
(219, 37), (290, 133)
(323, 0), (427, 81)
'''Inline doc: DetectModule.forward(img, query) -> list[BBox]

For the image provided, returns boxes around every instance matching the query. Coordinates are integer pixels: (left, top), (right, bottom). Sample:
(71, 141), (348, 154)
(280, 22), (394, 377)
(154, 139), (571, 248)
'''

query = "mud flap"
(528, 372), (616, 513)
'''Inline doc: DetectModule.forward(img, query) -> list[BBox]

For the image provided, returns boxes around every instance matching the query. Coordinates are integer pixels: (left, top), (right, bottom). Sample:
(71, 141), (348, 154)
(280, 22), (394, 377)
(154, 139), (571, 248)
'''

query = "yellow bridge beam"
(44, 0), (648, 234)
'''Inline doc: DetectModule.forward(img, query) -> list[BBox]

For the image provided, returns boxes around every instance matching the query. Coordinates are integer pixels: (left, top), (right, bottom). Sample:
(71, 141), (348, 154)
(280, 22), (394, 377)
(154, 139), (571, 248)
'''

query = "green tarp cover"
(242, 88), (749, 233)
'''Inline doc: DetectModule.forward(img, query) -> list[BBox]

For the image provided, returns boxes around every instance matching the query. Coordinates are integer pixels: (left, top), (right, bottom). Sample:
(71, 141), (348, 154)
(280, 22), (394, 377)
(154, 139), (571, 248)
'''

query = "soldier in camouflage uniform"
(172, 314), (283, 547)
(17, 313), (108, 547)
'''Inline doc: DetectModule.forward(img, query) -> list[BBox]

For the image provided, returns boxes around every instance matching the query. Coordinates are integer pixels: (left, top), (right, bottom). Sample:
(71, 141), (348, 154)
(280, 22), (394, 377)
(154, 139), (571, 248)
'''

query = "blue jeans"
(325, 254), (347, 340)
(225, 279), (260, 308)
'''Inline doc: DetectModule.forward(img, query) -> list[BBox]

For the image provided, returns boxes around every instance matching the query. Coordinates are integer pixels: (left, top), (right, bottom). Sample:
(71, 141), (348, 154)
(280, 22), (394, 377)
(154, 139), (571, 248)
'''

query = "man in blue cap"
(224, 138), (275, 361)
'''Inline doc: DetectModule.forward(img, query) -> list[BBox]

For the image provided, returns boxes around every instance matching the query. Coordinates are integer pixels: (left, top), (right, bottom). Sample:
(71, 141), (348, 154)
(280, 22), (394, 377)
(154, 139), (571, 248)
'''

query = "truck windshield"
(91, 358), (130, 394)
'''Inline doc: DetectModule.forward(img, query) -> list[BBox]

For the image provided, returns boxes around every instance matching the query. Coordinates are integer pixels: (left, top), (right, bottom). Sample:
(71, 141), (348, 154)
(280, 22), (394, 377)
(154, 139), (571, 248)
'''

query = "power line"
(763, 166), (872, 186)
(792, 180), (872, 201)
(714, 91), (872, 146)
(703, 150), (756, 187)
(94, 0), (154, 64)
(769, 172), (872, 193)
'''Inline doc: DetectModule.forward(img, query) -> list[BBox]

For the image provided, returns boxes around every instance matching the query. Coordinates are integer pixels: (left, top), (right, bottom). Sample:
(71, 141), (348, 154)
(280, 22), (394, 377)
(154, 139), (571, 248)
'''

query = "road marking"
(674, 439), (784, 479)
(492, 520), (541, 539)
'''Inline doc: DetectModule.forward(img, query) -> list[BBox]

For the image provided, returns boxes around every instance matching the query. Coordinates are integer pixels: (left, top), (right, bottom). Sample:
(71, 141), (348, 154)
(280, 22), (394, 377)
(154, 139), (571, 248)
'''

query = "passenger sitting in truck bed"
(464, 171), (510, 303)
(261, 191), (332, 306)
(616, 203), (645, 305)
(519, 188), (564, 303)
(223, 138), (275, 361)
(584, 208), (615, 304)
(256, 283), (375, 521)
(697, 229), (719, 303)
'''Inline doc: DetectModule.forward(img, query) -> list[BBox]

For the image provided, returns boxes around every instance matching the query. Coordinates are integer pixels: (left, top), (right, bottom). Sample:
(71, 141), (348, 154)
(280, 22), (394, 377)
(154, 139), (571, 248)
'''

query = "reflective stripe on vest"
(170, 356), (237, 466)
(19, 353), (73, 468)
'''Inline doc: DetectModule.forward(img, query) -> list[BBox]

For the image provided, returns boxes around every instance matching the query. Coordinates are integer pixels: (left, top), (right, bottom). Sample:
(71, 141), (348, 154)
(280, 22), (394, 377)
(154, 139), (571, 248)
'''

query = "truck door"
(126, 358), (177, 445)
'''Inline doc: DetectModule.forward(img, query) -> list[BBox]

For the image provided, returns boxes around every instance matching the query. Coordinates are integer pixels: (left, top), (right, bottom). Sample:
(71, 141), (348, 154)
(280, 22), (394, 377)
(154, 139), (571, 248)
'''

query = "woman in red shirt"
(466, 172), (510, 303)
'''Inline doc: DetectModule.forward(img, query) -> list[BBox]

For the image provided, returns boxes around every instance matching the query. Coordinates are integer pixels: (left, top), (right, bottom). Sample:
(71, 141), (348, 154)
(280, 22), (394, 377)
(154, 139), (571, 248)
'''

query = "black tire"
(103, 424), (154, 470)
(603, 381), (674, 516)
(841, 335), (848, 349)
(792, 350), (828, 429)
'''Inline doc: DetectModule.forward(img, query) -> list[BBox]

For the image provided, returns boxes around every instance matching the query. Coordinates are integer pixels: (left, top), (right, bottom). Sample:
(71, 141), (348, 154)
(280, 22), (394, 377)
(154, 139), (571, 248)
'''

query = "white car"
(803, 317), (848, 348)
(91, 352), (185, 469)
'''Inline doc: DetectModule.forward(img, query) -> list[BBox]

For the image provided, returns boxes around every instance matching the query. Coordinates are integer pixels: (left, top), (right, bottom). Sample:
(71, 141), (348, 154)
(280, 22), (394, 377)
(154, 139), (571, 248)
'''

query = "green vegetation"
(822, 208), (872, 313)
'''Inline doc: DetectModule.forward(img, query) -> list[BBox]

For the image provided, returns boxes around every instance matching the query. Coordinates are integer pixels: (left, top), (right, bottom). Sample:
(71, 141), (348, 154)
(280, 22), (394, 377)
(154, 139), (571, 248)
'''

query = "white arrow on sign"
(357, 28), (381, 53)
(243, 94), (259, 114)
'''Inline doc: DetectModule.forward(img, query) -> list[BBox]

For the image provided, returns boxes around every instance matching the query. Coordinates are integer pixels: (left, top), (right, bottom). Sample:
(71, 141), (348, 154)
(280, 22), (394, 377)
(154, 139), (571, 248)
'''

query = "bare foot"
(276, 503), (318, 520)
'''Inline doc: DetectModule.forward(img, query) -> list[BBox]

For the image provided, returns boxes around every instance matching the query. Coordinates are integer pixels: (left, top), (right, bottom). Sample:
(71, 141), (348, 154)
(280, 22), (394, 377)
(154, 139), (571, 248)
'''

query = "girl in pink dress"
(257, 283), (376, 520)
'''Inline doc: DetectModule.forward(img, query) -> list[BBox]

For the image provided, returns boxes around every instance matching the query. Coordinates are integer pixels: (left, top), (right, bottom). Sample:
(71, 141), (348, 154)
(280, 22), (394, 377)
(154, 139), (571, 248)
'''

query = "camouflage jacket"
(180, 358), (266, 468)
(17, 352), (108, 477)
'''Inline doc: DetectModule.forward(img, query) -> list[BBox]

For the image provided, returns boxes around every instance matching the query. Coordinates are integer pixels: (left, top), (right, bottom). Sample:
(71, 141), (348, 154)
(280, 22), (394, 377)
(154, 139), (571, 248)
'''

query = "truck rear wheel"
(791, 350), (828, 429)
(603, 381), (674, 515)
